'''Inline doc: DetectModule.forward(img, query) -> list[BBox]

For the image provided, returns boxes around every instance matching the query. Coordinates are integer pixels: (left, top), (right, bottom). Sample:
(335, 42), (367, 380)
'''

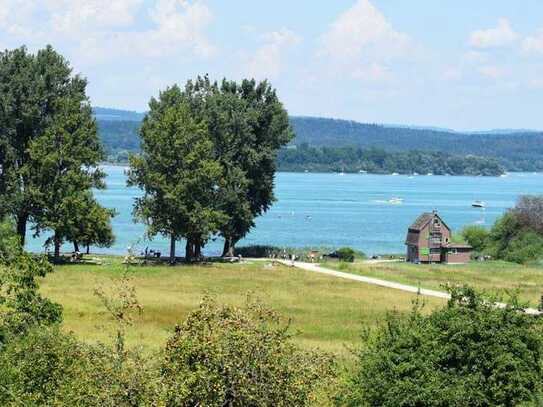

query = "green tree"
(59, 192), (116, 254)
(461, 225), (489, 253)
(183, 77), (293, 256)
(0, 45), (107, 252)
(128, 86), (225, 262)
(28, 92), (106, 257)
(337, 287), (543, 406)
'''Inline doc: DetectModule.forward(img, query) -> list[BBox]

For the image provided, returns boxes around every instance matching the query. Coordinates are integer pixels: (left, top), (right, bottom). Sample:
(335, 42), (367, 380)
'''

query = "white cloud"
(522, 29), (543, 55)
(246, 28), (300, 80)
(469, 18), (517, 49)
(44, 0), (142, 34)
(0, 0), (216, 63)
(351, 63), (393, 82)
(318, 0), (410, 61)
(478, 65), (503, 79)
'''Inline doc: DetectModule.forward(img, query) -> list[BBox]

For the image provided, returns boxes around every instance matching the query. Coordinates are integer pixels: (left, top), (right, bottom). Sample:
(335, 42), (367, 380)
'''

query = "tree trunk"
(16, 212), (28, 247)
(86, 244), (90, 254)
(222, 237), (236, 257)
(170, 234), (176, 264)
(185, 239), (193, 263)
(194, 240), (202, 260)
(54, 234), (61, 258)
(73, 241), (80, 252)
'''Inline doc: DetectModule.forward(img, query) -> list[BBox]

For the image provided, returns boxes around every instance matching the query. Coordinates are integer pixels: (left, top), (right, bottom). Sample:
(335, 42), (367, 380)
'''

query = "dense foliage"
(461, 225), (490, 253)
(0, 46), (113, 255)
(290, 117), (543, 171)
(467, 196), (543, 264)
(128, 86), (225, 262)
(337, 287), (543, 406)
(96, 112), (543, 172)
(159, 296), (333, 406)
(278, 144), (505, 175)
(128, 77), (292, 261)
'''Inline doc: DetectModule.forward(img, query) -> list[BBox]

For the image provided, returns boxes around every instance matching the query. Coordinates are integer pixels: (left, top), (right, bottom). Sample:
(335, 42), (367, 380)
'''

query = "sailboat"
(471, 200), (486, 208)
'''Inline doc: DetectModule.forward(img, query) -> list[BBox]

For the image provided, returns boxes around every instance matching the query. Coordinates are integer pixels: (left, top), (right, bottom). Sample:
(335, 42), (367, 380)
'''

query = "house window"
(450, 248), (458, 254)
(430, 248), (441, 254)
(430, 233), (442, 244)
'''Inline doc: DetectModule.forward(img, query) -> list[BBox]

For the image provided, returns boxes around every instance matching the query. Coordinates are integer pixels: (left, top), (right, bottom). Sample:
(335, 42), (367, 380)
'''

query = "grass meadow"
(330, 260), (543, 307)
(39, 256), (444, 357)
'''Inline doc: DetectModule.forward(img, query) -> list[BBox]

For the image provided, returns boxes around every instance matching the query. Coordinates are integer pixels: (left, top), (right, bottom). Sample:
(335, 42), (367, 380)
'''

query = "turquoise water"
(26, 166), (543, 256)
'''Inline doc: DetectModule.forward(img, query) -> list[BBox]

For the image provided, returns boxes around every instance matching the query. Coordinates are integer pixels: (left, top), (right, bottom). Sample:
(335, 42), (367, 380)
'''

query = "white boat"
(427, 172), (433, 176)
(391, 172), (399, 176)
(359, 170), (367, 174)
(388, 197), (404, 204)
(472, 200), (486, 208)
(413, 172), (419, 176)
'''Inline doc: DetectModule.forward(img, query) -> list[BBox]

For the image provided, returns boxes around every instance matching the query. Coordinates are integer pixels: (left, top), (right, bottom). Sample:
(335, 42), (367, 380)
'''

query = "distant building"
(405, 211), (472, 264)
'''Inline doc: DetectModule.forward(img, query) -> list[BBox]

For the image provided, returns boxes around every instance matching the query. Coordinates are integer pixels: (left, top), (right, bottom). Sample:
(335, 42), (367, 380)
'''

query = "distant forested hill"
(93, 108), (543, 171)
(289, 117), (543, 170)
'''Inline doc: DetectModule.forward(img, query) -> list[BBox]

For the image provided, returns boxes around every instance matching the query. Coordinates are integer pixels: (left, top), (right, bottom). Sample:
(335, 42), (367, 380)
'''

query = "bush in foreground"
(159, 296), (334, 406)
(337, 287), (543, 406)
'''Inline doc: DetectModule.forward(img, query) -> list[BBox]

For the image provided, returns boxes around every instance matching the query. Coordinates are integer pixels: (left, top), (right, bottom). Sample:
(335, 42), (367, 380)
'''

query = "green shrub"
(159, 296), (334, 406)
(336, 247), (356, 262)
(461, 225), (489, 253)
(0, 327), (83, 406)
(0, 326), (156, 406)
(234, 245), (282, 258)
(0, 253), (62, 346)
(0, 218), (21, 263)
(337, 287), (543, 406)
(503, 231), (543, 264)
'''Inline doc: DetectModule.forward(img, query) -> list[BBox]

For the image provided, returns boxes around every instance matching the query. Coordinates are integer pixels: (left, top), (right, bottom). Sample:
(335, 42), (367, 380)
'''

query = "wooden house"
(405, 211), (472, 264)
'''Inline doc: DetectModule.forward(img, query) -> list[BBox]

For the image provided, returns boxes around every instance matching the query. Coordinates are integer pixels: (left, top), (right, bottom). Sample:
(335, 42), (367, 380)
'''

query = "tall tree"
(183, 77), (293, 256)
(28, 84), (105, 257)
(127, 86), (225, 263)
(0, 45), (106, 249)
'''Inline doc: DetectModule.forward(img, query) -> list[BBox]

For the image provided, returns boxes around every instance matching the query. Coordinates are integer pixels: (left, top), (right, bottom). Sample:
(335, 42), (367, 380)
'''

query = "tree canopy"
(128, 77), (292, 261)
(0, 45), (112, 256)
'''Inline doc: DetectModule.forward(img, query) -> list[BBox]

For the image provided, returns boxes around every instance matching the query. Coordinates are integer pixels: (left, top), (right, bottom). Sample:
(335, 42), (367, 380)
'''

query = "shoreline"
(100, 163), (517, 177)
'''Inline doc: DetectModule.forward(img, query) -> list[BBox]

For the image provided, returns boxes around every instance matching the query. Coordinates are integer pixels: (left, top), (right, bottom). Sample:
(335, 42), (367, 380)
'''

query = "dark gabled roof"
(409, 213), (434, 231)
(408, 211), (450, 232)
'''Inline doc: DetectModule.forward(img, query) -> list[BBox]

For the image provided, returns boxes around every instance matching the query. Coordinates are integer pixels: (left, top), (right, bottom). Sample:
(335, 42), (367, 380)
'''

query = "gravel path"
(279, 260), (541, 315)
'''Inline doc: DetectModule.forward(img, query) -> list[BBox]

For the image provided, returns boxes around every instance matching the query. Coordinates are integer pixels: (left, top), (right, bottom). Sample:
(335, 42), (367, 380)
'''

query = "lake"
(25, 167), (543, 256)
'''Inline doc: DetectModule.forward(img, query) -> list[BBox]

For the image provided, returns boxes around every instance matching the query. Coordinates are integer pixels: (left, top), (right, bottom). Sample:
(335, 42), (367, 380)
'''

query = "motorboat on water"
(388, 197), (404, 204)
(472, 200), (486, 208)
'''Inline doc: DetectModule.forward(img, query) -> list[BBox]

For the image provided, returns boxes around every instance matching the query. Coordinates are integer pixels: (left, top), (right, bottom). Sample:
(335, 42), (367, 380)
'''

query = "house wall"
(445, 250), (471, 264)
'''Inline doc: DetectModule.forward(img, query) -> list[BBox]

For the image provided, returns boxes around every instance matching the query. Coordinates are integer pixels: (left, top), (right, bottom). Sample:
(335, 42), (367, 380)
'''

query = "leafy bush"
(159, 296), (334, 406)
(0, 218), (21, 263)
(336, 247), (356, 262)
(503, 231), (543, 264)
(0, 326), (156, 406)
(0, 253), (62, 346)
(234, 245), (282, 258)
(337, 287), (543, 406)
(461, 225), (489, 253)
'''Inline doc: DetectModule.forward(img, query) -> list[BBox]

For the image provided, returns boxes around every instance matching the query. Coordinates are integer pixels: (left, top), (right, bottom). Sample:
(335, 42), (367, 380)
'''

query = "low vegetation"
(462, 195), (543, 264)
(337, 287), (543, 406)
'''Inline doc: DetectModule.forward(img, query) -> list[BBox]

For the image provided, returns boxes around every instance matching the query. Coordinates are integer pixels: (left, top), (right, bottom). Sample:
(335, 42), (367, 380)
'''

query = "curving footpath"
(278, 260), (541, 315)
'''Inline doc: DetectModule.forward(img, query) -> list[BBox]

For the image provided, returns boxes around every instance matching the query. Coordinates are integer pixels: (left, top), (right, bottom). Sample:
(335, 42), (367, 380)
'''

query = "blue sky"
(1, 0), (542, 130)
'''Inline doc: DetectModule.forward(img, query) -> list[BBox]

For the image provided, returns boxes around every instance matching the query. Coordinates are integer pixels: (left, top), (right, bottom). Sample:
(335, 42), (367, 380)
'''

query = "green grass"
(329, 260), (543, 306)
(39, 256), (443, 356)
